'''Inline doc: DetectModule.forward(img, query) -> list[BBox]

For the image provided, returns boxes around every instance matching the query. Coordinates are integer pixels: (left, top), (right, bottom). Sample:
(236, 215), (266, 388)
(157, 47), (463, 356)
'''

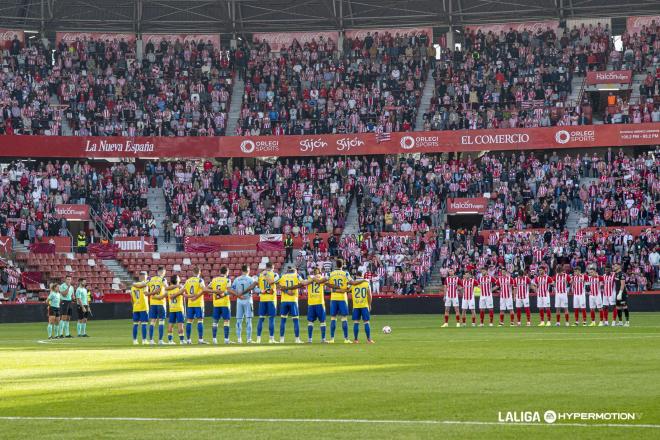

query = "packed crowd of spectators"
(152, 157), (354, 249)
(295, 231), (438, 294)
(0, 148), (659, 297)
(480, 151), (578, 230)
(0, 37), (64, 135)
(1, 22), (657, 138)
(63, 36), (235, 136)
(421, 23), (612, 131)
(355, 152), (576, 233)
(355, 148), (660, 235)
(436, 225), (658, 292)
(603, 94), (660, 125)
(236, 31), (431, 136)
(0, 35), (234, 136)
(0, 159), (153, 244)
(357, 155), (444, 233)
(575, 149), (659, 228)
(620, 20), (659, 72)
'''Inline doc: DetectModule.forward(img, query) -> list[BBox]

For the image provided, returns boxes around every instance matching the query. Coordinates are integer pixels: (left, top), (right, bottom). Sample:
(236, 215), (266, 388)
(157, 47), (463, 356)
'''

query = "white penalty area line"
(0, 416), (658, 429)
(36, 339), (76, 345)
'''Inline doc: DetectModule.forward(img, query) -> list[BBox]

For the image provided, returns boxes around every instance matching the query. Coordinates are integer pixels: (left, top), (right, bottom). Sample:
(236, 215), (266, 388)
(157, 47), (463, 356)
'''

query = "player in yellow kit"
(301, 267), (329, 343)
(184, 266), (207, 344)
(327, 259), (362, 343)
(256, 262), (279, 344)
(130, 271), (150, 345)
(208, 266), (237, 345)
(147, 267), (168, 345)
(350, 270), (374, 344)
(277, 267), (304, 343)
(165, 275), (186, 344)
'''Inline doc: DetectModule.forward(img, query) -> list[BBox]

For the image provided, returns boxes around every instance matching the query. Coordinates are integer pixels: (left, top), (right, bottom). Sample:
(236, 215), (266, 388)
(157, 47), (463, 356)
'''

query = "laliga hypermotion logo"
(555, 130), (571, 145)
(240, 140), (255, 154)
(400, 136), (415, 150)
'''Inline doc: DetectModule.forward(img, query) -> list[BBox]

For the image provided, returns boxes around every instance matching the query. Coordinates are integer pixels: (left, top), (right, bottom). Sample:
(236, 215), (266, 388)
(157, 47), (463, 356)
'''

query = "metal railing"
(89, 207), (113, 242)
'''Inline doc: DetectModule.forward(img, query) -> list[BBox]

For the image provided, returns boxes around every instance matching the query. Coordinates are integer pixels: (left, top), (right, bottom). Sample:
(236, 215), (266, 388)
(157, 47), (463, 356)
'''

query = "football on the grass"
(382, 326), (392, 334)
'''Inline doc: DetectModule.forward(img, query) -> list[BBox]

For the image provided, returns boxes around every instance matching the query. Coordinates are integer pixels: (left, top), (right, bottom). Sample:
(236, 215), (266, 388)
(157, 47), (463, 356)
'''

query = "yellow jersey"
(209, 276), (231, 308)
(278, 272), (302, 302)
(167, 287), (184, 313)
(351, 281), (371, 309)
(184, 276), (206, 307)
(307, 277), (326, 306)
(148, 276), (166, 306)
(131, 284), (149, 312)
(258, 270), (279, 303)
(328, 269), (352, 301)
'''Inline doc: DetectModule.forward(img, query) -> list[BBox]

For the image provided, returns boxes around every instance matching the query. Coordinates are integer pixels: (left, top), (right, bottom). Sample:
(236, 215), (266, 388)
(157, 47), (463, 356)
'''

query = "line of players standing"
(441, 264), (630, 327)
(129, 259), (375, 345)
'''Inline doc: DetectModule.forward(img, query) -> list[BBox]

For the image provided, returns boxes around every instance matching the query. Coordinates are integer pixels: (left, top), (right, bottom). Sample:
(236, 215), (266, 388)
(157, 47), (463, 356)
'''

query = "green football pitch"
(1, 314), (660, 439)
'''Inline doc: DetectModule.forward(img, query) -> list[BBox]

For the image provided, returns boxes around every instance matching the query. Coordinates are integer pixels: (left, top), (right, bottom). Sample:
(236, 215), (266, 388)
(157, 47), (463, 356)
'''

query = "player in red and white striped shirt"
(460, 272), (478, 327)
(553, 265), (571, 326)
(514, 273), (532, 326)
(571, 267), (588, 325)
(602, 266), (618, 325)
(477, 268), (496, 326)
(532, 267), (554, 326)
(587, 267), (604, 326)
(496, 269), (515, 326)
(441, 269), (461, 328)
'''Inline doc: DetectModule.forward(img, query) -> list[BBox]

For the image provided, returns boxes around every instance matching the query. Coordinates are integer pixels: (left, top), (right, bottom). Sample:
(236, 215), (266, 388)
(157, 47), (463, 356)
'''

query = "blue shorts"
(236, 300), (253, 319)
(168, 311), (185, 324)
(212, 306), (231, 321)
(133, 311), (149, 322)
(307, 304), (326, 322)
(187, 306), (204, 320)
(148, 305), (166, 320)
(258, 301), (277, 317)
(352, 308), (371, 321)
(330, 300), (349, 316)
(280, 302), (299, 317)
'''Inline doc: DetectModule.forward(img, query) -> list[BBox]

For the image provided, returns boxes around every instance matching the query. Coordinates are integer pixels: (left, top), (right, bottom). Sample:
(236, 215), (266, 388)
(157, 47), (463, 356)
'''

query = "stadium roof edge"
(0, 0), (656, 36)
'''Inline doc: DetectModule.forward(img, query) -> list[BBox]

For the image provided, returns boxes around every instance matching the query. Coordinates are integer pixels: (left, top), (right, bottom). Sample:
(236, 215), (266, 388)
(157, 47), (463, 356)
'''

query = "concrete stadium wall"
(1, 295), (660, 324)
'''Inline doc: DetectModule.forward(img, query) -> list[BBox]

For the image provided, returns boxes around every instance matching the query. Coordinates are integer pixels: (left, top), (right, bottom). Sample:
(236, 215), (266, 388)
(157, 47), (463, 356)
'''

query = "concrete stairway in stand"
(49, 94), (73, 135)
(226, 76), (245, 136)
(146, 188), (177, 253)
(424, 268), (445, 294)
(629, 72), (648, 104)
(414, 68), (435, 131)
(567, 75), (585, 105)
(341, 199), (359, 238)
(13, 241), (30, 254)
(565, 177), (599, 236)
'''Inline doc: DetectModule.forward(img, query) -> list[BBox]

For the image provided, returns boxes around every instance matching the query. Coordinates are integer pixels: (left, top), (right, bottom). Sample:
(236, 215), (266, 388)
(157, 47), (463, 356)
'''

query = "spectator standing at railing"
(174, 222), (185, 251)
(649, 247), (660, 282)
(163, 219), (173, 244)
(6, 262), (21, 302)
(0, 266), (8, 300)
(76, 230), (87, 253)
(285, 234), (294, 263)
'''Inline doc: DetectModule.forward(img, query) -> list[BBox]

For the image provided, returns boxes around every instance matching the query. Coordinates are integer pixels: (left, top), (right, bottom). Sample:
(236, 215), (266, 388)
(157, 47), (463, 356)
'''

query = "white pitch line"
(36, 339), (75, 345)
(403, 334), (660, 344)
(0, 416), (658, 429)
